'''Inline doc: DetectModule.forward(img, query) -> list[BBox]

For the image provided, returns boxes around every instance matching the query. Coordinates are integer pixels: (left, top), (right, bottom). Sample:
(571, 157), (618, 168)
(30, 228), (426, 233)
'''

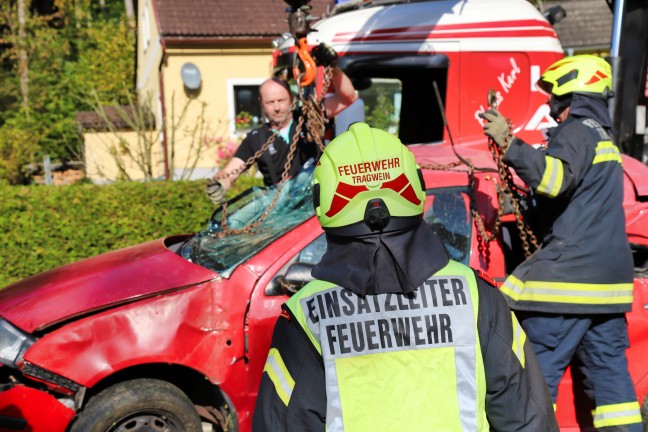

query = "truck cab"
(276, 0), (563, 148)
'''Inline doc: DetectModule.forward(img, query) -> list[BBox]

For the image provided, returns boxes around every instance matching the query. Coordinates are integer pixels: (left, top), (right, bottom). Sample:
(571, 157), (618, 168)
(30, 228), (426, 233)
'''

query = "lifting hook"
(293, 37), (317, 87)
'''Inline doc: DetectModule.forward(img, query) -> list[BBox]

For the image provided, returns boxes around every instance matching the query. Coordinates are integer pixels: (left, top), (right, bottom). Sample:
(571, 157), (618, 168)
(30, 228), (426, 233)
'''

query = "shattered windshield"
(179, 165), (472, 277)
(179, 161), (316, 278)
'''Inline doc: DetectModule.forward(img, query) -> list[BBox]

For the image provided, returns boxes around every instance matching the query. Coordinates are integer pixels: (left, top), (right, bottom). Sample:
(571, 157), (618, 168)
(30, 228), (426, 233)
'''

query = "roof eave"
(161, 34), (277, 47)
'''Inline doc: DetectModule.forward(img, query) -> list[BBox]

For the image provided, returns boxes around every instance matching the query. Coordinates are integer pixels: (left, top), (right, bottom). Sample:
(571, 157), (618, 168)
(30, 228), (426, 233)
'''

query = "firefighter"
(205, 43), (357, 204)
(480, 55), (642, 431)
(252, 122), (558, 431)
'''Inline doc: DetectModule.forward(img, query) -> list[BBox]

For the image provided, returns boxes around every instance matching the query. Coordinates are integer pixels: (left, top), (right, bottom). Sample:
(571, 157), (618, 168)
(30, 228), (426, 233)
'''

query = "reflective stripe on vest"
(536, 155), (564, 198)
(501, 274), (634, 305)
(286, 260), (488, 432)
(511, 312), (526, 368)
(263, 348), (295, 406)
(593, 140), (622, 165)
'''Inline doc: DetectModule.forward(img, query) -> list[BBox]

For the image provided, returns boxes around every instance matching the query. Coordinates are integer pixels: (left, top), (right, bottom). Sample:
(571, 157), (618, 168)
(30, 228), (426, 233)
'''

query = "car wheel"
(70, 378), (203, 432)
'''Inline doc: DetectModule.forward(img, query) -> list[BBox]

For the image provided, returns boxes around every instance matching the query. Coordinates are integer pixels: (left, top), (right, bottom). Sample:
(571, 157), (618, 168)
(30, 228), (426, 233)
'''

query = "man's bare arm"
(325, 65), (358, 118)
(215, 157), (246, 191)
(205, 157), (246, 204)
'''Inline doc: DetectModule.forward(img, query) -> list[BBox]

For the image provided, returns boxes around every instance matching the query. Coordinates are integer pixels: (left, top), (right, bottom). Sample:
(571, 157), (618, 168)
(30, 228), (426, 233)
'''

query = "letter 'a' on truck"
(0, 1), (648, 432)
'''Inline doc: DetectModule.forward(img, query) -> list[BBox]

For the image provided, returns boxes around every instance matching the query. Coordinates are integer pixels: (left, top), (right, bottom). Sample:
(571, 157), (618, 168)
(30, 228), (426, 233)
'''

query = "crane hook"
(293, 37), (317, 87)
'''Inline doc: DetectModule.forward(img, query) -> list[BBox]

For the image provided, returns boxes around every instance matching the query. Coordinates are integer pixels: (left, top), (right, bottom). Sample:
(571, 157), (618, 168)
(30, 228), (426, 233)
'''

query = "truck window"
(334, 78), (403, 137)
(339, 54), (449, 145)
(357, 78), (402, 136)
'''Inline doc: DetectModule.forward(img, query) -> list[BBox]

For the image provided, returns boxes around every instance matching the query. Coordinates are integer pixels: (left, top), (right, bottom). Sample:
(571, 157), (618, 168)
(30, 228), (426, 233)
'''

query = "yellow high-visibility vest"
(285, 260), (490, 432)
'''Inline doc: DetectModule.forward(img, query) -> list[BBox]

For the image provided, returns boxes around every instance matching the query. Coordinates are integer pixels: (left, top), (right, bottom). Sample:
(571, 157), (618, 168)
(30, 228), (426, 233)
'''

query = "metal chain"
(419, 90), (540, 259)
(420, 158), (500, 261)
(481, 96), (540, 257)
(301, 65), (333, 153)
(321, 65), (333, 100)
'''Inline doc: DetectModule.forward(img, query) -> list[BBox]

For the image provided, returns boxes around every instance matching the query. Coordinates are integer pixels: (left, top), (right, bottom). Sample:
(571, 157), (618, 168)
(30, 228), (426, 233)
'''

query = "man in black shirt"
(206, 44), (357, 203)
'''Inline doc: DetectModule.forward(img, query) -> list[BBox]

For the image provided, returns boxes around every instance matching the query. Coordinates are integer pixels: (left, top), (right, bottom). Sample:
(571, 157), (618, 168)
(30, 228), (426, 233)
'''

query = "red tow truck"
(0, 1), (647, 431)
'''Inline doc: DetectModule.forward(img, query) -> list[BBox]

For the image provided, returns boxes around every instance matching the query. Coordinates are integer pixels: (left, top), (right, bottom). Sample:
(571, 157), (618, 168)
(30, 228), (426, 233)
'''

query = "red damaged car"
(1, 0), (648, 429)
(1, 143), (648, 432)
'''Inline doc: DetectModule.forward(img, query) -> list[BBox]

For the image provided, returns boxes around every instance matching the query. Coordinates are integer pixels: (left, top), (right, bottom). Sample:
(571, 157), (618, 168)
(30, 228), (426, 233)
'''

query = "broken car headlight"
(0, 319), (35, 368)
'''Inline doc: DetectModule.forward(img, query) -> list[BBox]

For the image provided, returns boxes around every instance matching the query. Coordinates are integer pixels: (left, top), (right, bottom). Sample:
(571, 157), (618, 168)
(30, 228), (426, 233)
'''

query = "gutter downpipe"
(607, 0), (625, 141)
(159, 38), (170, 180)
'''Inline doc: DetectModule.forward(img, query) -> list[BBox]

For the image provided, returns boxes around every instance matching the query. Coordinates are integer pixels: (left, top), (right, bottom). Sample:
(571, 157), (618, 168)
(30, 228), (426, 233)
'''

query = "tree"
(123, 0), (134, 28)
(0, 0), (135, 184)
(17, 0), (29, 118)
(0, 0), (31, 119)
(86, 90), (214, 182)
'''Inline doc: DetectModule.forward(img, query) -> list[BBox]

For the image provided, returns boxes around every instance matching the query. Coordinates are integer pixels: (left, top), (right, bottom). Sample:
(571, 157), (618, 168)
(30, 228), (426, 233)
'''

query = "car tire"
(70, 378), (203, 432)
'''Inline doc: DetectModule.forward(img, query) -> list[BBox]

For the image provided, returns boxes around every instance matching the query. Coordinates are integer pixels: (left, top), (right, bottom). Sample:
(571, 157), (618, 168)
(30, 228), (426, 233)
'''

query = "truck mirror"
(351, 77), (372, 91)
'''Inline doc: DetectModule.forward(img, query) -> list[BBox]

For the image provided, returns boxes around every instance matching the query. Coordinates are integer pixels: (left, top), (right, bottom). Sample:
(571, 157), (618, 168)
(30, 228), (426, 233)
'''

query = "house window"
(233, 85), (262, 132)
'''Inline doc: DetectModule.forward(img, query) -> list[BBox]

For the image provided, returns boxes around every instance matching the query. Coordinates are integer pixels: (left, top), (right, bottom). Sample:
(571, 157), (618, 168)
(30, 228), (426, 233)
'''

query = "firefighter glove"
(205, 178), (226, 204)
(311, 43), (338, 67)
(480, 109), (510, 151)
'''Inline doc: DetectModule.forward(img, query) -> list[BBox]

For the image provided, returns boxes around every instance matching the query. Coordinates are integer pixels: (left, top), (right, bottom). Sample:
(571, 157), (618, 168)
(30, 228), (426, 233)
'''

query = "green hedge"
(0, 175), (261, 288)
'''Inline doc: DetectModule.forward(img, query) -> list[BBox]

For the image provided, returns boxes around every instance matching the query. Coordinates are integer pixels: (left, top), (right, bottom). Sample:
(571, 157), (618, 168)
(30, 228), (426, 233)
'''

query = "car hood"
(622, 154), (648, 198)
(0, 236), (217, 333)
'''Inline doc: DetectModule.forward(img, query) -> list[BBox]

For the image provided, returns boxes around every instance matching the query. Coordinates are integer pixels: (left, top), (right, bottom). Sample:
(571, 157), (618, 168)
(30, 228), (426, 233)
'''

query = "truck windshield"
(178, 161), (316, 277)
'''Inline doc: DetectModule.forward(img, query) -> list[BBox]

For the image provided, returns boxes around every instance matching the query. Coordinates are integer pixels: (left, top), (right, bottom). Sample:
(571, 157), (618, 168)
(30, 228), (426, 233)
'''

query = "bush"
(0, 126), (38, 185)
(0, 175), (261, 288)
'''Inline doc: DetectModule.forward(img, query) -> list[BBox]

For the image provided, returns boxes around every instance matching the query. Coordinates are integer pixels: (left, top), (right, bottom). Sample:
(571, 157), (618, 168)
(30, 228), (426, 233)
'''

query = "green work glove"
(311, 43), (338, 67)
(479, 109), (510, 151)
(205, 178), (226, 204)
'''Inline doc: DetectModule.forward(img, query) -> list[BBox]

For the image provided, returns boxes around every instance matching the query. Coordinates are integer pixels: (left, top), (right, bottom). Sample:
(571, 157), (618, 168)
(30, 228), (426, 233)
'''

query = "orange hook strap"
(292, 37), (317, 87)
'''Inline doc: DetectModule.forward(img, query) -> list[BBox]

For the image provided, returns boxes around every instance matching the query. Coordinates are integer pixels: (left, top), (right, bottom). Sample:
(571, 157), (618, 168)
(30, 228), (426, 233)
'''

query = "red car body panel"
(622, 154), (648, 198)
(23, 279), (241, 387)
(622, 160), (648, 248)
(0, 236), (217, 333)
(0, 386), (73, 432)
(1, 2), (648, 431)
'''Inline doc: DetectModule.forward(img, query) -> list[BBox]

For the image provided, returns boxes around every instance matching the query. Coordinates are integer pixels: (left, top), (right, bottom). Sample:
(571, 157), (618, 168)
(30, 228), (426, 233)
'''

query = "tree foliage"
(0, 0), (134, 184)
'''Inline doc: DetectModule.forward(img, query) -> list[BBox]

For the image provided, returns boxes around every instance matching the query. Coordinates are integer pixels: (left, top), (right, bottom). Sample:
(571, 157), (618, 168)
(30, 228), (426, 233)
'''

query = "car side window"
(423, 189), (471, 265)
(296, 234), (327, 265)
(266, 234), (327, 296)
